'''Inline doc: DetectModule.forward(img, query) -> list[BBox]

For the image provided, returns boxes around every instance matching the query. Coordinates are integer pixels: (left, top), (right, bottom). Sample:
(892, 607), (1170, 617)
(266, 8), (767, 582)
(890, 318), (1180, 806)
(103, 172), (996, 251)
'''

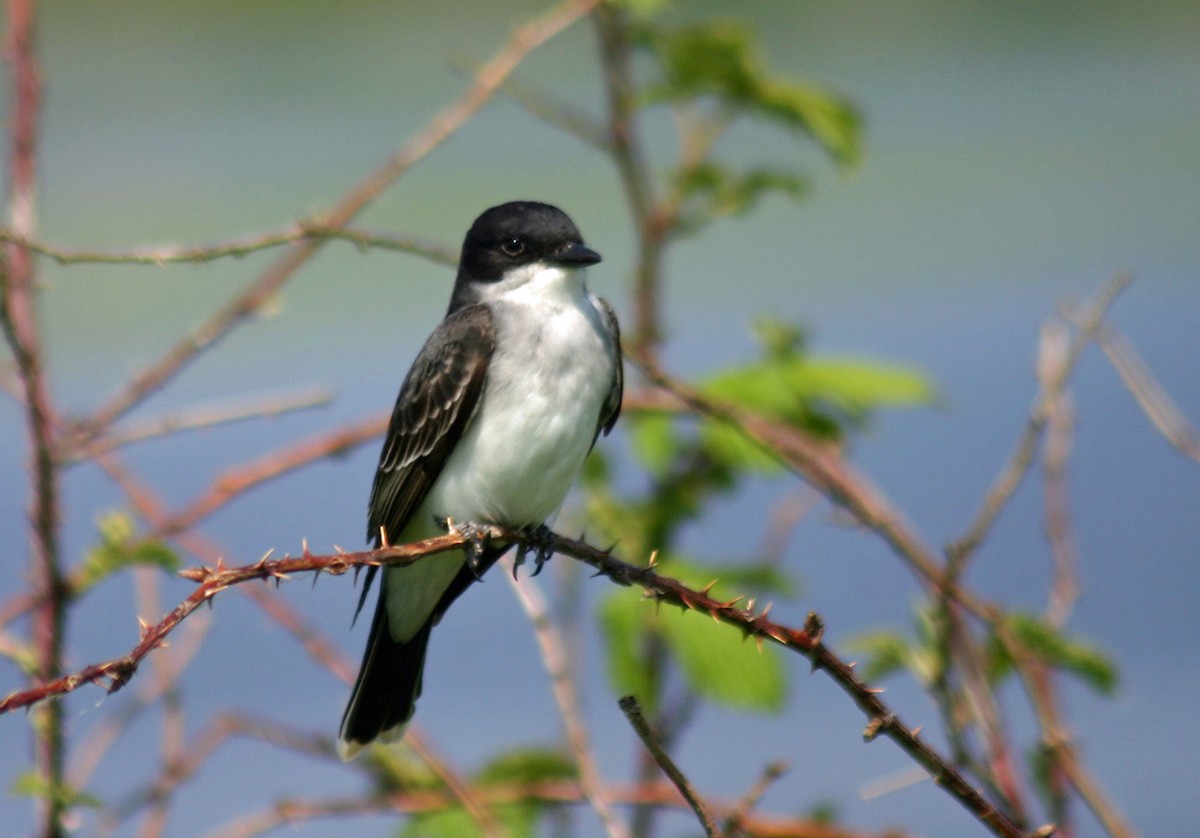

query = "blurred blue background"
(1, 1), (1197, 835)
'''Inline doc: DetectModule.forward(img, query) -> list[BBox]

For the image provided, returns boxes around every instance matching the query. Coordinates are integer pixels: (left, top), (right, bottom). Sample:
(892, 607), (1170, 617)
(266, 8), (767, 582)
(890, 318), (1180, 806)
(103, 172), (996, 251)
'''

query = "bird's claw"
(513, 524), (557, 579)
(438, 517), (493, 581)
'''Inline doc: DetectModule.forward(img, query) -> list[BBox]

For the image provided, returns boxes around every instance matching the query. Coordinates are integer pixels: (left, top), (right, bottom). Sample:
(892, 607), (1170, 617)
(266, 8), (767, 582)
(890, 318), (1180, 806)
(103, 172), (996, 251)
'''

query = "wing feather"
(354, 305), (494, 619)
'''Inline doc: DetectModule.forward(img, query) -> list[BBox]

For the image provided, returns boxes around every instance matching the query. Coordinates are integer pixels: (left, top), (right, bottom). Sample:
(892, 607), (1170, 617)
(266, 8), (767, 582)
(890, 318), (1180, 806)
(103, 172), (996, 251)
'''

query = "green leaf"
(400, 749), (573, 838)
(657, 602), (787, 711)
(628, 412), (680, 476)
(704, 356), (935, 425)
(846, 630), (913, 682)
(639, 21), (861, 166)
(79, 511), (179, 594)
(990, 613), (1119, 695)
(675, 162), (808, 234)
(476, 748), (577, 785)
(599, 557), (792, 713)
(598, 587), (661, 710)
(11, 772), (101, 811)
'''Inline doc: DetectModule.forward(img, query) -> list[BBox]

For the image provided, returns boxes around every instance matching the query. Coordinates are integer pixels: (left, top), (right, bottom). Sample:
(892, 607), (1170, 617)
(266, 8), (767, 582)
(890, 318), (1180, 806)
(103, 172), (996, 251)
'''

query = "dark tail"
(337, 589), (431, 761)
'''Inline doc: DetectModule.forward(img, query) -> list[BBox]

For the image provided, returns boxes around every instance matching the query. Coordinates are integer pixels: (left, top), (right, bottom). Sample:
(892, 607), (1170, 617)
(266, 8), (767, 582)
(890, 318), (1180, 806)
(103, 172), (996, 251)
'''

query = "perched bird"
(338, 201), (622, 759)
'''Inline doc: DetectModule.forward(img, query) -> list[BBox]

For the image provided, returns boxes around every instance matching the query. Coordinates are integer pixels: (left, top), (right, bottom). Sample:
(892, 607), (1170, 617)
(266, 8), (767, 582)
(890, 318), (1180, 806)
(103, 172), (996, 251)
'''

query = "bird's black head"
(457, 201), (601, 283)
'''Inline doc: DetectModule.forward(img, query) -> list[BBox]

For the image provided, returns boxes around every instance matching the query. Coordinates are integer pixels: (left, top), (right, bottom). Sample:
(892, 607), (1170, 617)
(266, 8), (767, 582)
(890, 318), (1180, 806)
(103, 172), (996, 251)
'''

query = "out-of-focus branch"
(503, 559), (629, 838)
(946, 273), (1131, 570)
(1098, 323), (1200, 465)
(63, 385), (334, 463)
(1, 2), (67, 835)
(203, 780), (896, 838)
(1038, 320), (1079, 628)
(151, 411), (388, 538)
(722, 760), (789, 837)
(65, 0), (602, 454)
(0, 224), (457, 269)
(592, 4), (665, 355)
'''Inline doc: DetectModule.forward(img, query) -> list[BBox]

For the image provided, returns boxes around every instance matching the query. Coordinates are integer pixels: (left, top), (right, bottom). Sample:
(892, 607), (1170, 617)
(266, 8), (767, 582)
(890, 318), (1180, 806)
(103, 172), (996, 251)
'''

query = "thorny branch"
(0, 529), (1045, 838)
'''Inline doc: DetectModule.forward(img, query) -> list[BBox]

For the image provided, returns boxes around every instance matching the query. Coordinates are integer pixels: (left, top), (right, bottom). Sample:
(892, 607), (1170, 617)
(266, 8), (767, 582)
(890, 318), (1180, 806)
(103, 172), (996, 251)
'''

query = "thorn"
(910, 726), (923, 737)
(647, 549), (658, 568)
(378, 526), (390, 547)
(258, 548), (275, 565)
(863, 715), (892, 742)
(754, 635), (764, 653)
(301, 536), (310, 557)
(745, 597), (756, 612)
(333, 543), (346, 554)
(759, 601), (774, 620)
(804, 612), (825, 645)
(700, 579), (717, 596)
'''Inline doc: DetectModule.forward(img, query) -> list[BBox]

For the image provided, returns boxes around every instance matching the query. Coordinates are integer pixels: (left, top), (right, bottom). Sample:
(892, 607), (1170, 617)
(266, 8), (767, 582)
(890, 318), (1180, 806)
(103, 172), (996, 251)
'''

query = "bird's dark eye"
(499, 237), (525, 257)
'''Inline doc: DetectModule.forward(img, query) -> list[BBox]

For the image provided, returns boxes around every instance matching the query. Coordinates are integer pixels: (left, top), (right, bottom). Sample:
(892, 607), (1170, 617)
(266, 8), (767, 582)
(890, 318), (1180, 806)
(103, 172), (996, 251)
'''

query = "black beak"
(554, 242), (602, 267)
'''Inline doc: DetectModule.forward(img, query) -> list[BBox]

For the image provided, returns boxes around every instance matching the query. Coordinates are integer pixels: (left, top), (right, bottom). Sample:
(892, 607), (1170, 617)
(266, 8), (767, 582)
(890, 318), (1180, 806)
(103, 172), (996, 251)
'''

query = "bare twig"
(402, 730), (506, 838)
(101, 713), (337, 835)
(619, 695), (722, 838)
(64, 385), (335, 463)
(722, 760), (788, 836)
(0, 224), (457, 269)
(66, 0), (602, 453)
(151, 410), (388, 538)
(1038, 320), (1079, 627)
(503, 558), (629, 838)
(947, 274), (1132, 569)
(1098, 324), (1200, 465)
(592, 4), (665, 355)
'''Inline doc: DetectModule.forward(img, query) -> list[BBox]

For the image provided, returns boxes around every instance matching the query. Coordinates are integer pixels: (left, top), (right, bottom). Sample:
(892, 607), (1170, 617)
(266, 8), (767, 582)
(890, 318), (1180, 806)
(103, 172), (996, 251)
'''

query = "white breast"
(385, 263), (616, 642)
(423, 263), (615, 528)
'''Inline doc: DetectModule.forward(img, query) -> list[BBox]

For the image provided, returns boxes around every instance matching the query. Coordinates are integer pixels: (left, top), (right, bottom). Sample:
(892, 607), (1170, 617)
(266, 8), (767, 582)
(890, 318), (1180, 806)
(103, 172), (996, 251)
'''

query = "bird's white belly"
(385, 284), (614, 642)
(423, 298), (611, 527)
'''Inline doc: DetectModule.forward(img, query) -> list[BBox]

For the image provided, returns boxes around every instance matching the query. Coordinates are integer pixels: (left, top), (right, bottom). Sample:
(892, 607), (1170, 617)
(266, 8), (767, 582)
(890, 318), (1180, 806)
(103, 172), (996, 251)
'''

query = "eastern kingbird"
(338, 201), (622, 760)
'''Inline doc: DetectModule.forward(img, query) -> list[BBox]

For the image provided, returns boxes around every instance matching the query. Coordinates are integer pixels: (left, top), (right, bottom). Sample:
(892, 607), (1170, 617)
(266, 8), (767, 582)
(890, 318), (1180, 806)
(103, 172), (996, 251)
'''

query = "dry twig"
(619, 695), (722, 838)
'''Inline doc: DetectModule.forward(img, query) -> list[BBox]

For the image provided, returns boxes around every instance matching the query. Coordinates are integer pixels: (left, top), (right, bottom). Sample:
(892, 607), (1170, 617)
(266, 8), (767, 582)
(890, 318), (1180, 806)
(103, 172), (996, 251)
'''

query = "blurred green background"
(2, 1), (1197, 835)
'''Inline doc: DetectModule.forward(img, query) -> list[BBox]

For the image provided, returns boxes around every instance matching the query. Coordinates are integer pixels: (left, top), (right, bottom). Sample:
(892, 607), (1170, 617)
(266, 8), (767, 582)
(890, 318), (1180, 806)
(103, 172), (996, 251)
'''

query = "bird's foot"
(438, 517), (494, 580)
(512, 524), (557, 579)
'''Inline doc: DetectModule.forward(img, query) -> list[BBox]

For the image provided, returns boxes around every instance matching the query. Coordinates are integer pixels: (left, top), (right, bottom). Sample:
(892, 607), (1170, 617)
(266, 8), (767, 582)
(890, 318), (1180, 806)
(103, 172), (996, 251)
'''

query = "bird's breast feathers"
(422, 271), (615, 528)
